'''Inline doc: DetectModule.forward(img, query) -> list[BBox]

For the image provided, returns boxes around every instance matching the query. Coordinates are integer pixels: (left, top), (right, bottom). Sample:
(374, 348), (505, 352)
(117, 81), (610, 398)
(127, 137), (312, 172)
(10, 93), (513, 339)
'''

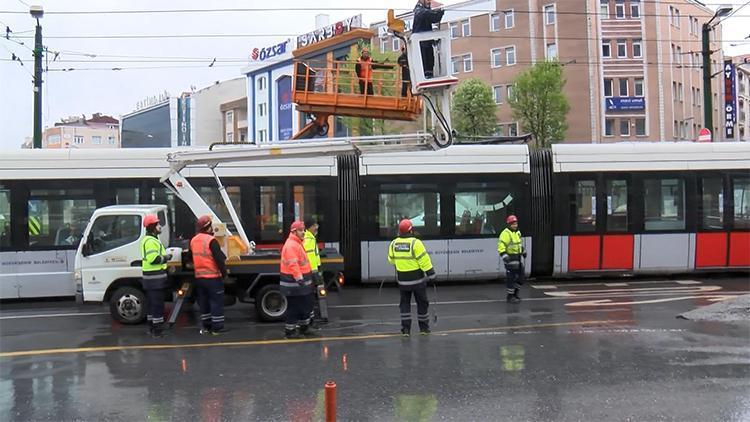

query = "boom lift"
(76, 12), (460, 326)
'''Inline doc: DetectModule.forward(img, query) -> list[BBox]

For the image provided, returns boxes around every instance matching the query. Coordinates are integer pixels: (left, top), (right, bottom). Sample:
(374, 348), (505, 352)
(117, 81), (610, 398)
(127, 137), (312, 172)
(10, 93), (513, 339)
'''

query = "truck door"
(80, 214), (143, 301)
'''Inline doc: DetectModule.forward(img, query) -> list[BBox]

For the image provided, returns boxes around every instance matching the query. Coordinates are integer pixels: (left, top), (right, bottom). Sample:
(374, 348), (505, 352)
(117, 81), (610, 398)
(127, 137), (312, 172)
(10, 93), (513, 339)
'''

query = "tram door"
(568, 175), (633, 271)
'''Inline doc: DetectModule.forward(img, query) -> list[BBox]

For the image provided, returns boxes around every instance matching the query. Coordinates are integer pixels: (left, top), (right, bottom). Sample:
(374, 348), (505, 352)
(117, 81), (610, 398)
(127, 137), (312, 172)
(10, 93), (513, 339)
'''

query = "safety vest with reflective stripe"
(497, 228), (523, 257)
(190, 232), (222, 279)
(279, 233), (314, 296)
(28, 216), (41, 236)
(303, 230), (320, 271)
(388, 236), (435, 285)
(141, 234), (167, 275)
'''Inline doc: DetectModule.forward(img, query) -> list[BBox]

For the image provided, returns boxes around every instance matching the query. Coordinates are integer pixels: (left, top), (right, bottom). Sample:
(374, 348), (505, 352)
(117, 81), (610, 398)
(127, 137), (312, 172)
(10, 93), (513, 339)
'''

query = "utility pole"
(701, 23), (713, 136)
(30, 5), (44, 149)
(701, 6), (732, 140)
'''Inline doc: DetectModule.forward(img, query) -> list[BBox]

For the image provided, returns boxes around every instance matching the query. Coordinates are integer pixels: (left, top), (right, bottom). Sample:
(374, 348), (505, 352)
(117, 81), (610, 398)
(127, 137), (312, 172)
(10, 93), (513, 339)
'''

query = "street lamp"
(702, 5), (732, 140)
(30, 5), (44, 149)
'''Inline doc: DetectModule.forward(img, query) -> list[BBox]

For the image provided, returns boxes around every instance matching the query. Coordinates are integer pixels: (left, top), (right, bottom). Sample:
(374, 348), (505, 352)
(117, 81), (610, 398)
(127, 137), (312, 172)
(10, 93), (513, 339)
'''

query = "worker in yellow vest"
(498, 215), (526, 304)
(388, 219), (436, 336)
(141, 214), (172, 337)
(303, 219), (328, 324)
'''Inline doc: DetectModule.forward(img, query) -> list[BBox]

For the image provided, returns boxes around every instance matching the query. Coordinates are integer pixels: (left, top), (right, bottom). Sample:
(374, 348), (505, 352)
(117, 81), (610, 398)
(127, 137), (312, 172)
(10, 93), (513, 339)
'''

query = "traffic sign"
(697, 128), (712, 142)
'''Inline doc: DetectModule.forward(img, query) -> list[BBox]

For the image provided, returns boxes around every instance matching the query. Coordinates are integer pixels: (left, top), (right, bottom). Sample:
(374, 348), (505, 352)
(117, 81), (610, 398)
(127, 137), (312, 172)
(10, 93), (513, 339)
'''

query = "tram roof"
(0, 147), (339, 180)
(552, 142), (750, 172)
(359, 144), (531, 175)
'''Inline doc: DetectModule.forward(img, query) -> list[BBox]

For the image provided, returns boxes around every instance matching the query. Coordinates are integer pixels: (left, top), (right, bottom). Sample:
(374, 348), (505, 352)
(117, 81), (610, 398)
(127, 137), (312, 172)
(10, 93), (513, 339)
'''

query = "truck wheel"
(110, 286), (147, 324)
(255, 284), (286, 322)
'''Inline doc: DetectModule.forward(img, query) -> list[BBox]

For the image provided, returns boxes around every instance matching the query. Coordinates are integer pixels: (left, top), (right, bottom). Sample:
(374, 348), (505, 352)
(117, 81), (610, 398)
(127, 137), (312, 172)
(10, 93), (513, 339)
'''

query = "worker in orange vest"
(190, 215), (228, 335)
(280, 221), (316, 339)
(355, 48), (391, 95)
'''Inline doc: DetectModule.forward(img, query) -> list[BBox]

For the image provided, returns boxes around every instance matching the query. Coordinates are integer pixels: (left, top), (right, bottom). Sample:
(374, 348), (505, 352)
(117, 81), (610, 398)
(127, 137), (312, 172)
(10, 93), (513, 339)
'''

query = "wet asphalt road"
(1, 276), (749, 422)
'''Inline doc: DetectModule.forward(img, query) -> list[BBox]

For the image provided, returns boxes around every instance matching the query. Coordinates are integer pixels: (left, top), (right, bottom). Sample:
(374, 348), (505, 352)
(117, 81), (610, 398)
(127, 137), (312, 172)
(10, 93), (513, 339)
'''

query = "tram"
(0, 142), (748, 299)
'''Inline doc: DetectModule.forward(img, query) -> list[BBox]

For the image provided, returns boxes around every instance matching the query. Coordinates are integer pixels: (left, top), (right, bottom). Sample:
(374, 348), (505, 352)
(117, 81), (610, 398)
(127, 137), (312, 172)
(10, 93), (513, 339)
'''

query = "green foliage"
(508, 60), (570, 148)
(450, 78), (498, 137)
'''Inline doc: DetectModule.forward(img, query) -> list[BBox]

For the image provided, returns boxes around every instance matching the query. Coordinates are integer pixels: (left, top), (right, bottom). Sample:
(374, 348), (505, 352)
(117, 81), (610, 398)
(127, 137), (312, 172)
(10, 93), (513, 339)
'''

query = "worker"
(280, 221), (316, 339)
(190, 215), (228, 335)
(498, 214), (526, 303)
(141, 214), (172, 338)
(397, 44), (411, 97)
(412, 0), (445, 78)
(355, 48), (391, 95)
(388, 218), (436, 337)
(303, 218), (328, 324)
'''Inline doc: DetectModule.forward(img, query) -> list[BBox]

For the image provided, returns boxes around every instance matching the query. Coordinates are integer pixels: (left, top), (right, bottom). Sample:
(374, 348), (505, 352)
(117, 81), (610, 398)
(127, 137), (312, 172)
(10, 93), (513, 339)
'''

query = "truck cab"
(75, 205), (175, 322)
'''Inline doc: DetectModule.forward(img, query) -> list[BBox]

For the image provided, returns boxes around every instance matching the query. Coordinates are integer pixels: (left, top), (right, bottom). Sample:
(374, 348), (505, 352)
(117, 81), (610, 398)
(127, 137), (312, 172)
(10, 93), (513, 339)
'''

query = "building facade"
(371, 0), (727, 142)
(42, 113), (120, 149)
(192, 77), (247, 145)
(121, 94), (194, 148)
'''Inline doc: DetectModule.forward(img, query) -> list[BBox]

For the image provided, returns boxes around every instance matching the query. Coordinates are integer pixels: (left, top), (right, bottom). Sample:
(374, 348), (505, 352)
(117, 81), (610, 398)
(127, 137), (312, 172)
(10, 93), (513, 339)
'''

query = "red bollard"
(325, 381), (337, 422)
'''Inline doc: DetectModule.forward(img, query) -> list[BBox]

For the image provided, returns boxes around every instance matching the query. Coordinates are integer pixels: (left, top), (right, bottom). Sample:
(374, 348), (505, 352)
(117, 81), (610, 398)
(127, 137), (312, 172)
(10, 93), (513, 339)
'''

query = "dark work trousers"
(401, 81), (411, 97)
(420, 41), (435, 78)
(285, 294), (313, 332)
(505, 263), (525, 295)
(399, 282), (429, 332)
(142, 275), (167, 330)
(194, 277), (225, 330)
(359, 80), (374, 95)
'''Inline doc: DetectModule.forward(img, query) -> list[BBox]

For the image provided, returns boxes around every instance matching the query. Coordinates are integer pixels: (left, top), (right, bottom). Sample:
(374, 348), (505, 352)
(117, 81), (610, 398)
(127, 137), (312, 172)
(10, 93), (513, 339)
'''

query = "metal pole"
(33, 19), (43, 149)
(702, 22), (713, 138)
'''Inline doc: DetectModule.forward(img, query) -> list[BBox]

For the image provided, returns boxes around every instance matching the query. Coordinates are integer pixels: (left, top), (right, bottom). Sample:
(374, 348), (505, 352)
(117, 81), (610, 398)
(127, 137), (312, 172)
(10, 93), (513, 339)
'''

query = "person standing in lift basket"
(280, 221), (316, 339)
(388, 218), (436, 337)
(141, 214), (172, 338)
(498, 215), (526, 303)
(190, 215), (228, 335)
(412, 0), (445, 78)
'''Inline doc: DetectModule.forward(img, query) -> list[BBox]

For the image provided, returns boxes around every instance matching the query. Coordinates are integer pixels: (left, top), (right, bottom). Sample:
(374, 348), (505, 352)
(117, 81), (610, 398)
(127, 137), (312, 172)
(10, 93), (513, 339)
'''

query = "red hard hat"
(290, 221), (305, 232)
(196, 215), (212, 231)
(398, 219), (413, 234)
(506, 215), (518, 224)
(143, 214), (160, 228)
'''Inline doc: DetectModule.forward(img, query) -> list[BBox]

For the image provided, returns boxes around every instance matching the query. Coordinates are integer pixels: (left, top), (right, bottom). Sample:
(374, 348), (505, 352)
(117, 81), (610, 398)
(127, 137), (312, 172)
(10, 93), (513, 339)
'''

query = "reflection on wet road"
(1, 277), (749, 421)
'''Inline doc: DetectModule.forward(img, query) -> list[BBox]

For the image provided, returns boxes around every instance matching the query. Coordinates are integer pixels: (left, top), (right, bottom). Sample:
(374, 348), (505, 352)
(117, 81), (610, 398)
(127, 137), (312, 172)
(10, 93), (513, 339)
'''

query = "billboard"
(177, 95), (191, 146)
(724, 60), (737, 139)
(277, 76), (293, 140)
(605, 97), (645, 111)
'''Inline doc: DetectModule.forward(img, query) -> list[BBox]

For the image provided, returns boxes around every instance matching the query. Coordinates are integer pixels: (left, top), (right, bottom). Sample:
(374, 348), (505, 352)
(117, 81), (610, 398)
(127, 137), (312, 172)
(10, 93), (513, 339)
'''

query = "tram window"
(455, 183), (515, 235)
(257, 185), (284, 242)
(116, 188), (140, 204)
(0, 186), (10, 247)
(28, 190), (97, 247)
(574, 180), (597, 232)
(151, 188), (177, 236)
(293, 185), (324, 227)
(379, 185), (440, 237)
(88, 215), (141, 255)
(606, 179), (628, 232)
(644, 178), (685, 231)
(197, 186), (241, 233)
(700, 177), (724, 230)
(733, 176), (750, 229)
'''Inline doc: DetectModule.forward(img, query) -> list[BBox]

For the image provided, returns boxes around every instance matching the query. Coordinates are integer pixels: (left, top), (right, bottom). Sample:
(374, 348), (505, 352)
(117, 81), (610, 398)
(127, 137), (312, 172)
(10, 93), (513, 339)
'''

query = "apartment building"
(42, 113), (120, 149)
(372, 0), (727, 142)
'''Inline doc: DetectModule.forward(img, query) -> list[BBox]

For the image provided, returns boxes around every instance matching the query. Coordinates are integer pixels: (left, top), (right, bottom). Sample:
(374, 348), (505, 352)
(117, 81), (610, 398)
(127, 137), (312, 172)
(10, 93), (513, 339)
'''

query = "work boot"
(199, 325), (212, 335)
(211, 327), (229, 336)
(420, 328), (431, 336)
(513, 288), (522, 302)
(299, 324), (316, 337)
(506, 294), (520, 304)
(401, 328), (410, 337)
(152, 327), (165, 339)
(146, 323), (154, 336)
(285, 328), (301, 339)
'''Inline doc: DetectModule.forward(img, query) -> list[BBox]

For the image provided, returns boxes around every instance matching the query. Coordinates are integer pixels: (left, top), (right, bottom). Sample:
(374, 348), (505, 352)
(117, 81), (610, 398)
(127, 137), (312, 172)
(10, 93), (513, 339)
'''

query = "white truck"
(74, 203), (345, 324)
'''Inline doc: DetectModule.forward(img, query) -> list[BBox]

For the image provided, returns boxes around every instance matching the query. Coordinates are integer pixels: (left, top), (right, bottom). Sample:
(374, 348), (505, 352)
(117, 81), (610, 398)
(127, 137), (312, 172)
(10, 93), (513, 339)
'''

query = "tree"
(508, 61), (570, 148)
(450, 78), (498, 137)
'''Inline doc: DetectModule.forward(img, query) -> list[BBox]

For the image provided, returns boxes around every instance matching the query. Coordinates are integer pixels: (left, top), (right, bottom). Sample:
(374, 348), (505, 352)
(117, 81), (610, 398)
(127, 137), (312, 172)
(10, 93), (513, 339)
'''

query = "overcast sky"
(1, 0), (749, 149)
